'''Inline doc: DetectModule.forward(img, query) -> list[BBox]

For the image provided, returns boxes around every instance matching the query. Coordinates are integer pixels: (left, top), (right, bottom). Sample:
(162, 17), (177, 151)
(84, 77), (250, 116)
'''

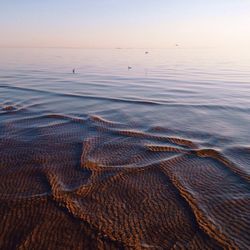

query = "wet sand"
(0, 110), (249, 249)
(0, 48), (250, 249)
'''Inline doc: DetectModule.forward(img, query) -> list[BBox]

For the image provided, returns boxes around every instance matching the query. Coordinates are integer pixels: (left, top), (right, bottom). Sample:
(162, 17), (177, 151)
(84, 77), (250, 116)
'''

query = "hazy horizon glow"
(1, 0), (250, 49)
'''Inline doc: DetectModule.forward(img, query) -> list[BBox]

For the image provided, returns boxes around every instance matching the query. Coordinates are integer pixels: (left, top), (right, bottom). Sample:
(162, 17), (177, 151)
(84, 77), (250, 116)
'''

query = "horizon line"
(0, 45), (220, 50)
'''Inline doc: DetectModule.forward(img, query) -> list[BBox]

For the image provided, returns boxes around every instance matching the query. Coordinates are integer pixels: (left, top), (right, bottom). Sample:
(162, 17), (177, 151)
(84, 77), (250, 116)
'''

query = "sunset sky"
(1, 0), (250, 48)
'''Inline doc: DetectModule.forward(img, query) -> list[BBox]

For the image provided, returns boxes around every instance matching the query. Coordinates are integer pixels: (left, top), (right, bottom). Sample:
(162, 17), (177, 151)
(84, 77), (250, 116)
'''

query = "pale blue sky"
(1, 0), (250, 48)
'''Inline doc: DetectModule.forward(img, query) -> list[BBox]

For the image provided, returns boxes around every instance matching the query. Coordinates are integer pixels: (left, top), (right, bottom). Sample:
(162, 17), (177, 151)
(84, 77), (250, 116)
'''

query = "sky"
(1, 0), (250, 49)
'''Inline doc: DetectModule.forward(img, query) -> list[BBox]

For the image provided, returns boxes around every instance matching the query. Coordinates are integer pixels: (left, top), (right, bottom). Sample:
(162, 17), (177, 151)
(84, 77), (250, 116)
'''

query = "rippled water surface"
(0, 48), (250, 249)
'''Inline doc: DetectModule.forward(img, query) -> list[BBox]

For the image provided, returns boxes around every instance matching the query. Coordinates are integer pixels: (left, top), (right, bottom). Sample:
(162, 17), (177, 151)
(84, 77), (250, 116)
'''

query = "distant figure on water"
(72, 68), (75, 74)
(128, 66), (132, 70)
(145, 51), (149, 54)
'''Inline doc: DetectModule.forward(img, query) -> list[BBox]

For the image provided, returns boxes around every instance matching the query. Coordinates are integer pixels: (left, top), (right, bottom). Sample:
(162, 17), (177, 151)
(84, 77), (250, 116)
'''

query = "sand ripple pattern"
(0, 111), (249, 249)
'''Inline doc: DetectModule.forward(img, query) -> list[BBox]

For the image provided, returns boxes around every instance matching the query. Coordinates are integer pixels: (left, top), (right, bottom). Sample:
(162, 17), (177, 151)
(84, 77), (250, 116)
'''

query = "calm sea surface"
(1, 48), (250, 143)
(0, 48), (250, 249)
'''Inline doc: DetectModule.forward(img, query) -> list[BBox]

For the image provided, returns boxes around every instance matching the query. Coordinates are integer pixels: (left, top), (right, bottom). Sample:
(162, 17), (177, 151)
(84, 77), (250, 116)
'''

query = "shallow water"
(0, 48), (250, 249)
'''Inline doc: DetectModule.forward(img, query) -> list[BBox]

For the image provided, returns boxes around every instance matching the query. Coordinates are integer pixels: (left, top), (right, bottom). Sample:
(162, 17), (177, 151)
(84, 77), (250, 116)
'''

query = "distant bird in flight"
(72, 68), (75, 74)
(176, 44), (179, 47)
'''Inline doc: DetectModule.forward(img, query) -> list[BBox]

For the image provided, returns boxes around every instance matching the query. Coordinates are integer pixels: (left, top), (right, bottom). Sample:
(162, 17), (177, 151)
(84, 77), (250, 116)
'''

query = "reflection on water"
(0, 48), (250, 249)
